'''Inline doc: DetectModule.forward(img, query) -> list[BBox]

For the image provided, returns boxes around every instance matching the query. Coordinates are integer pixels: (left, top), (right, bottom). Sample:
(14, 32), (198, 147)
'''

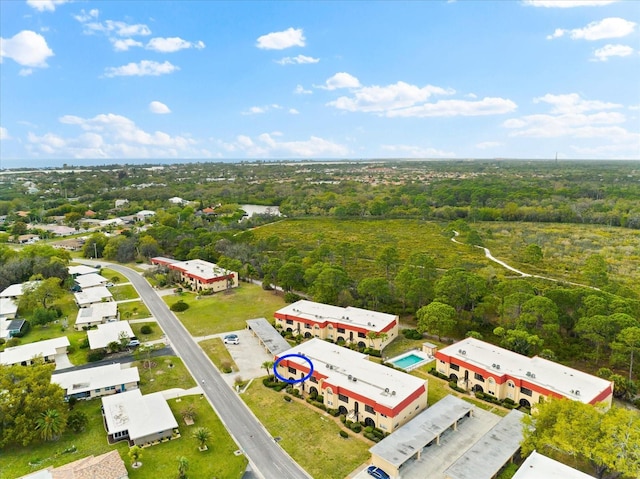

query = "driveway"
(54, 352), (73, 370)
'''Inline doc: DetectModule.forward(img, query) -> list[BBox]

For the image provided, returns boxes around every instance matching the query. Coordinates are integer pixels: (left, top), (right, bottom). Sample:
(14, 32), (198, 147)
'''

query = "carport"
(246, 318), (291, 356)
(369, 395), (474, 478)
(444, 409), (526, 479)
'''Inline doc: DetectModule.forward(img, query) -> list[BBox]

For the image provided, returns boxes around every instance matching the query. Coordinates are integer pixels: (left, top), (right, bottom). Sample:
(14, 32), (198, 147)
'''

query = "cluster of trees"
(0, 244), (70, 292)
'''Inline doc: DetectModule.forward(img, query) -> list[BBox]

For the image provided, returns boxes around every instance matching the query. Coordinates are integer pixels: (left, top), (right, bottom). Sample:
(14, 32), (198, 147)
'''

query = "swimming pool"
(387, 351), (432, 371)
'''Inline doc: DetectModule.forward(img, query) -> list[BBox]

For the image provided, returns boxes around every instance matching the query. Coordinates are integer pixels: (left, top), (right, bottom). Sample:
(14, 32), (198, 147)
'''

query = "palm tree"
(36, 409), (64, 441)
(262, 360), (274, 379)
(193, 427), (211, 450)
(177, 455), (189, 479)
(128, 445), (143, 468)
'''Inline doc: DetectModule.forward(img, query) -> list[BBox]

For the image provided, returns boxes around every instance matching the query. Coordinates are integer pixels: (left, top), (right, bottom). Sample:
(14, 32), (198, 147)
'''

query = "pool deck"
(386, 350), (434, 372)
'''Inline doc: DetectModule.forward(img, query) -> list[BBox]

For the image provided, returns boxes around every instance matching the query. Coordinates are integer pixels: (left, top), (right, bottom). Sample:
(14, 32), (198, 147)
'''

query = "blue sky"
(1, 0), (638, 167)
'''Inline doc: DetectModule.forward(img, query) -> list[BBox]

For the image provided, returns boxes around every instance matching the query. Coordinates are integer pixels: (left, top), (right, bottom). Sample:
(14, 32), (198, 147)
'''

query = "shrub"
(448, 382), (466, 393)
(402, 329), (423, 340)
(429, 368), (449, 380)
(339, 430), (349, 439)
(0, 338), (5, 346)
(350, 423), (362, 433)
(284, 395), (292, 402)
(364, 426), (374, 434)
(340, 414), (346, 423)
(6, 338), (21, 347)
(634, 398), (640, 410)
(170, 300), (189, 312)
(67, 411), (88, 433)
(284, 292), (301, 303)
(140, 325), (153, 334)
(87, 348), (106, 362)
(220, 361), (233, 373)
(364, 432), (380, 442)
(328, 409), (340, 417)
(79, 337), (90, 349)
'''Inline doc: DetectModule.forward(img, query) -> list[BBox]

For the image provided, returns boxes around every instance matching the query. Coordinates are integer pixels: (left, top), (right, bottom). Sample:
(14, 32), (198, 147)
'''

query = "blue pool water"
(391, 354), (425, 369)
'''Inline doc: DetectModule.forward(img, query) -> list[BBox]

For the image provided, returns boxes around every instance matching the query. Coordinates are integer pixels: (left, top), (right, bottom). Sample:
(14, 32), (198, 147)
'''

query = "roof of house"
(102, 389), (178, 441)
(68, 265), (100, 276)
(246, 318), (291, 356)
(52, 363), (140, 395)
(370, 395), (473, 468)
(444, 409), (526, 479)
(74, 273), (108, 289)
(150, 256), (179, 265)
(87, 321), (134, 350)
(17, 450), (128, 479)
(0, 297), (18, 317)
(168, 259), (235, 280)
(437, 338), (612, 403)
(0, 281), (40, 298)
(278, 338), (426, 411)
(74, 286), (113, 306)
(136, 210), (155, 216)
(275, 299), (397, 333)
(0, 336), (70, 365)
(75, 302), (118, 326)
(512, 451), (593, 479)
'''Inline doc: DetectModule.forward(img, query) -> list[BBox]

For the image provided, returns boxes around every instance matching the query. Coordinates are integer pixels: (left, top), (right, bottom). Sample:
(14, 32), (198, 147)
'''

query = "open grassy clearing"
(110, 284), (139, 301)
(132, 355), (196, 394)
(165, 283), (287, 337)
(242, 380), (370, 479)
(100, 268), (126, 283)
(250, 218), (491, 278)
(0, 394), (246, 479)
(118, 300), (151, 320)
(198, 337), (239, 373)
(130, 321), (164, 342)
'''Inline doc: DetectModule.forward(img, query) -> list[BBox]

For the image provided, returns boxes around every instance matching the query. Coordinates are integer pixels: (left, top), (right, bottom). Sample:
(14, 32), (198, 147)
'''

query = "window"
(326, 388), (333, 395)
(507, 382), (515, 388)
(337, 327), (345, 333)
(474, 372), (484, 382)
(338, 394), (349, 403)
(286, 319), (293, 325)
(304, 323), (311, 329)
(365, 405), (374, 414)
(310, 376), (318, 383)
(358, 332), (366, 338)
(288, 366), (297, 374)
(314, 325), (319, 329)
(328, 325), (333, 329)
(521, 387), (532, 397)
(450, 363), (459, 371)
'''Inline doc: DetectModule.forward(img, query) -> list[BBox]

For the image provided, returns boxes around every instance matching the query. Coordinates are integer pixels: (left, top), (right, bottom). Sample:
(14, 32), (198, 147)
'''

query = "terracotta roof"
(18, 450), (128, 479)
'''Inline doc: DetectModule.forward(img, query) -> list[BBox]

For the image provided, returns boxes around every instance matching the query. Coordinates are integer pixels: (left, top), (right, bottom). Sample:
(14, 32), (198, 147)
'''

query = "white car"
(223, 334), (239, 345)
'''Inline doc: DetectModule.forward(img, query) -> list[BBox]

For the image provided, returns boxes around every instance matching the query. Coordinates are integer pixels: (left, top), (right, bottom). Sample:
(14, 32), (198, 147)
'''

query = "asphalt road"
(89, 261), (312, 479)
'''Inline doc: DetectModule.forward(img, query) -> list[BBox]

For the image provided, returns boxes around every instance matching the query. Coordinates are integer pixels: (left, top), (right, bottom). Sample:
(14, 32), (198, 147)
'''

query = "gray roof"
(444, 409), (526, 479)
(246, 318), (291, 356)
(370, 395), (473, 468)
(512, 451), (593, 479)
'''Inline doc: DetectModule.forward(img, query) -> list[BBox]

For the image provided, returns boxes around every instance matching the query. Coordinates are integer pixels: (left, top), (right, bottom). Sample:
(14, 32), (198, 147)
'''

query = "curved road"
(85, 261), (311, 479)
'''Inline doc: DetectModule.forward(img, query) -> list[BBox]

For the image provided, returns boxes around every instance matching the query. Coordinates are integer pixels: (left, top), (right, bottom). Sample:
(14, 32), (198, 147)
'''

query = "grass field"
(0, 395), (246, 479)
(110, 284), (139, 301)
(132, 355), (196, 394)
(242, 381), (370, 479)
(164, 283), (287, 337)
(130, 322), (164, 342)
(117, 300), (151, 320)
(199, 337), (239, 373)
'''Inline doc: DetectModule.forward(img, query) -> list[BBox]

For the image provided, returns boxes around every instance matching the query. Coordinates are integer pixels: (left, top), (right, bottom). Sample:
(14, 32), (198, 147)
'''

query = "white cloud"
(149, 101), (171, 114)
(80, 19), (151, 37)
(111, 38), (143, 51)
(276, 54), (319, 65)
(104, 60), (179, 77)
(319, 72), (361, 90)
(548, 17), (636, 40)
(289, 108), (300, 115)
(380, 144), (455, 158)
(329, 81), (454, 112)
(27, 112), (198, 159)
(592, 43), (634, 61)
(256, 27), (305, 50)
(26, 0), (69, 12)
(294, 84), (312, 95)
(73, 9), (99, 22)
(0, 127), (10, 140)
(220, 133), (348, 158)
(146, 37), (205, 53)
(525, 0), (617, 7)
(243, 106), (266, 115)
(0, 30), (54, 68)
(19, 68), (34, 76)
(533, 93), (622, 113)
(476, 141), (503, 149)
(387, 97), (517, 118)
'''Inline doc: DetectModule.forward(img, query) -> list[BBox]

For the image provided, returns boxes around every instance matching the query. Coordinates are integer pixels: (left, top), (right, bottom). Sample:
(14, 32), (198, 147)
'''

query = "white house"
(102, 389), (178, 446)
(0, 281), (40, 300)
(75, 273), (109, 290)
(52, 363), (140, 400)
(68, 265), (100, 277)
(87, 321), (134, 350)
(168, 196), (187, 205)
(512, 451), (593, 479)
(74, 286), (113, 308)
(0, 297), (18, 320)
(74, 302), (119, 330)
(0, 336), (70, 366)
(135, 210), (155, 221)
(114, 199), (129, 208)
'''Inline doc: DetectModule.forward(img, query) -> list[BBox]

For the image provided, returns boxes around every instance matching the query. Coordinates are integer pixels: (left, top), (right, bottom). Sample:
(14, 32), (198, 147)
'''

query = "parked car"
(106, 282), (115, 287)
(128, 338), (141, 347)
(223, 334), (239, 345)
(367, 466), (390, 479)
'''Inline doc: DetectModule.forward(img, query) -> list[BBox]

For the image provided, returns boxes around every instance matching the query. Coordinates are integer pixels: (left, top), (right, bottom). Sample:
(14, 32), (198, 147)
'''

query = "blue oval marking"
(273, 353), (314, 384)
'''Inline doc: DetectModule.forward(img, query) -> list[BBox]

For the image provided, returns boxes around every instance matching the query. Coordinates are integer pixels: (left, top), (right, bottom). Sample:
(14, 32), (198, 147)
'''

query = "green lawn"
(130, 322), (164, 342)
(117, 300), (151, 320)
(199, 337), (239, 373)
(242, 381), (370, 479)
(132, 355), (196, 394)
(110, 284), (139, 301)
(0, 395), (246, 479)
(100, 268), (126, 284)
(165, 284), (287, 336)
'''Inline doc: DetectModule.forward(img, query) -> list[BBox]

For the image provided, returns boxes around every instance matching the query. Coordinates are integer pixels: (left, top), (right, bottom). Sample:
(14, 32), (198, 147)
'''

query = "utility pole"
(94, 242), (98, 259)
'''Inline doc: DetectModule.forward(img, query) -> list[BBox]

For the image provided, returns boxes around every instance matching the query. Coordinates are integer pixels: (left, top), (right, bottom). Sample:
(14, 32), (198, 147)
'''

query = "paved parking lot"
(349, 407), (501, 479)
